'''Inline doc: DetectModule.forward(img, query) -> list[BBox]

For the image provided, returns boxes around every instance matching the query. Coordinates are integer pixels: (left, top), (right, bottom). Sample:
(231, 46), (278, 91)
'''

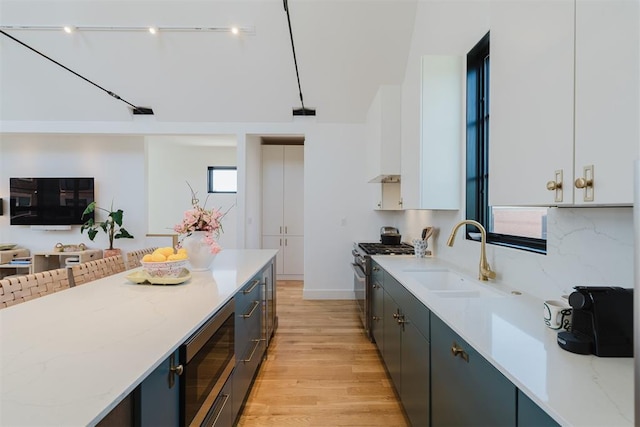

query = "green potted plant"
(81, 201), (134, 257)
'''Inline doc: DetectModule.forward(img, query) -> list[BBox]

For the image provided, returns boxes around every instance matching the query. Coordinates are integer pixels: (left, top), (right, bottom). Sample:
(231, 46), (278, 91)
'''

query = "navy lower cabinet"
(137, 349), (180, 427)
(431, 314), (516, 426)
(233, 274), (266, 420)
(380, 273), (430, 427)
(517, 390), (560, 427)
(371, 262), (384, 348)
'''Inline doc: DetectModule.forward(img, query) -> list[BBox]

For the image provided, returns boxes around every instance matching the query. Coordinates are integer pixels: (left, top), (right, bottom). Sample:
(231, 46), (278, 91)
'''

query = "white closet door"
(261, 145), (285, 236)
(283, 146), (304, 236)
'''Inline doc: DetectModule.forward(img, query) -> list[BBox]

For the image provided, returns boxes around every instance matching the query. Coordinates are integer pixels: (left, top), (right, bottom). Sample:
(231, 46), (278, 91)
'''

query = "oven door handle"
(351, 263), (366, 281)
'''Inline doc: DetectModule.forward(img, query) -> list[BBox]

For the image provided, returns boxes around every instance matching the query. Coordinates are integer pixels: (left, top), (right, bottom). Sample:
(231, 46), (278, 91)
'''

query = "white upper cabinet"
(489, 0), (575, 206)
(573, 0), (639, 205)
(401, 55), (462, 210)
(490, 0), (639, 207)
(366, 85), (402, 182)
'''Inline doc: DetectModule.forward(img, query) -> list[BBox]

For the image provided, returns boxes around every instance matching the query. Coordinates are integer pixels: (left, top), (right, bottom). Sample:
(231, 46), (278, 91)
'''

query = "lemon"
(151, 252), (167, 262)
(167, 254), (180, 261)
(177, 248), (188, 255)
(142, 254), (154, 262)
(155, 247), (174, 257)
(175, 252), (188, 260)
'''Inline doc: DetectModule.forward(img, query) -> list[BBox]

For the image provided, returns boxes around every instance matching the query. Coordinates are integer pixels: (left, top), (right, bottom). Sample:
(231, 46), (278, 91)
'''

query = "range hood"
(368, 174), (401, 184)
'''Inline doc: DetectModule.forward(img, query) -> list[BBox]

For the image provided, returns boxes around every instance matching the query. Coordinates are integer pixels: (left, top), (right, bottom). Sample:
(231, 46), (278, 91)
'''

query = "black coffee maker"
(557, 286), (634, 357)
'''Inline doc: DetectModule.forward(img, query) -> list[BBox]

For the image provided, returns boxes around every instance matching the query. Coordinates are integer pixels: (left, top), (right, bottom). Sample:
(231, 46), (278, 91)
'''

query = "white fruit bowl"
(140, 259), (189, 278)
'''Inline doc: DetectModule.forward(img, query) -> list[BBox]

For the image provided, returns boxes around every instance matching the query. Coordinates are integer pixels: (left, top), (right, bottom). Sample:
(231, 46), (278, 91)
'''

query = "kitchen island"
(0, 249), (277, 426)
(373, 255), (634, 426)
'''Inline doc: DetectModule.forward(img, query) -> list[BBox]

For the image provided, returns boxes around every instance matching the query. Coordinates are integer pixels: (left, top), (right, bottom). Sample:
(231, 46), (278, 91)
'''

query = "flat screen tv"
(9, 178), (95, 226)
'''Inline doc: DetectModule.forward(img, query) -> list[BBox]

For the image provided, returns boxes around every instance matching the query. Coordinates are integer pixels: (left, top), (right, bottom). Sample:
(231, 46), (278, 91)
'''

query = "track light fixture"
(0, 25), (254, 35)
(0, 29), (154, 115)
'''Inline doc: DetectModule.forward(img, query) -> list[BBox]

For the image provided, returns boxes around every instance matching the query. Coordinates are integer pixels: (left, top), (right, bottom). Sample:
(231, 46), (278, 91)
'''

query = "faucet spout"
(447, 219), (496, 281)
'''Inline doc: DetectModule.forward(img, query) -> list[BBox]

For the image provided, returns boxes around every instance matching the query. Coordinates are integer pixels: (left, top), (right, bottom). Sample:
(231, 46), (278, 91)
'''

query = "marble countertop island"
(373, 255), (634, 427)
(0, 249), (277, 426)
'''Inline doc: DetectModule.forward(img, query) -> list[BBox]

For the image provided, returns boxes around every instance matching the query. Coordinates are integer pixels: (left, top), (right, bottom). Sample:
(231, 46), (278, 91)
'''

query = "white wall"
(0, 134), (147, 253)
(398, 1), (634, 302)
(146, 138), (238, 250)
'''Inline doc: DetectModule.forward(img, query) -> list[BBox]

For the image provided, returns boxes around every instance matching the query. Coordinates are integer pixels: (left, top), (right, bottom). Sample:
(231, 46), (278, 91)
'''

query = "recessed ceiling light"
(148, 26), (157, 35)
(231, 26), (239, 35)
(63, 26), (74, 34)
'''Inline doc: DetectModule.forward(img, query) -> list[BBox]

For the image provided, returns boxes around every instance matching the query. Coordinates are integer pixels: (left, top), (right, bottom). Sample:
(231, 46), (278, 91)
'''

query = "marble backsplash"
(401, 207), (634, 302)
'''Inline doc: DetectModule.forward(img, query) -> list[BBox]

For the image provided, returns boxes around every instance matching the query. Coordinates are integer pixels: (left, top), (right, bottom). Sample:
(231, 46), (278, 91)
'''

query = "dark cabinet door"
(431, 315), (516, 427)
(400, 318), (430, 427)
(518, 390), (559, 427)
(371, 272), (385, 350)
(137, 349), (180, 427)
(382, 290), (402, 389)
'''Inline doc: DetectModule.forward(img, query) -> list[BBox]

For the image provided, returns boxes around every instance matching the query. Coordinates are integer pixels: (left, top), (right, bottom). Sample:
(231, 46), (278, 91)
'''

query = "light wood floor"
(236, 281), (409, 427)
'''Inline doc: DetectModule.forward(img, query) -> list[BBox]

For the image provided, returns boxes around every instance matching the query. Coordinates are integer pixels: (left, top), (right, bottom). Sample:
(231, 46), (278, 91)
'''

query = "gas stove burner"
(358, 242), (414, 256)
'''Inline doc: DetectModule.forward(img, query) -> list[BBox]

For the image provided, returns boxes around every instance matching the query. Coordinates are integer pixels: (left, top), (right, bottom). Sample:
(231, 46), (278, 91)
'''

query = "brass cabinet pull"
(546, 180), (562, 191)
(241, 301), (260, 318)
(575, 164), (595, 202)
(451, 342), (469, 363)
(243, 279), (260, 294)
(372, 316), (380, 321)
(546, 169), (564, 202)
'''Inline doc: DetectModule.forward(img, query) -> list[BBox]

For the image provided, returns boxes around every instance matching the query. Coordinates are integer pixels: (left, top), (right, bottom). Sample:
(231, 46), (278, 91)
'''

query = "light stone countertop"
(0, 249), (277, 427)
(373, 255), (634, 427)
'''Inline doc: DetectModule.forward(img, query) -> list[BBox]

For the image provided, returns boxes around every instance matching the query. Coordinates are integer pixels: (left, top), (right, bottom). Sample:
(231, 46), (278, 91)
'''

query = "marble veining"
(373, 255), (634, 427)
(0, 249), (277, 426)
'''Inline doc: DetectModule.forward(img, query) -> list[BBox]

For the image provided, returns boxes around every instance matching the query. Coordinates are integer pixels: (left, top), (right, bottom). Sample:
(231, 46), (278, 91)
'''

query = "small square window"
(208, 167), (237, 193)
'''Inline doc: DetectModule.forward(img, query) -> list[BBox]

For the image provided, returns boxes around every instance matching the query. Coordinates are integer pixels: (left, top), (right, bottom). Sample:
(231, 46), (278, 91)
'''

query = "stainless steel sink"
(402, 268), (505, 298)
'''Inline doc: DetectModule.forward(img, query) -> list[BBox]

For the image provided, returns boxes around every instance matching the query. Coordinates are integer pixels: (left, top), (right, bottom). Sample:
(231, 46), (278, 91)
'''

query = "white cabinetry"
(402, 55), (462, 210)
(261, 145), (304, 279)
(489, 0), (575, 206)
(366, 85), (401, 181)
(573, 0), (639, 205)
(366, 85), (402, 210)
(490, 0), (638, 206)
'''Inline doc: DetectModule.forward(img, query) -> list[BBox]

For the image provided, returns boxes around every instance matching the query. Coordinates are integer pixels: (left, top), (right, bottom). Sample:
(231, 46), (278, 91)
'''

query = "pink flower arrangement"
(174, 184), (225, 254)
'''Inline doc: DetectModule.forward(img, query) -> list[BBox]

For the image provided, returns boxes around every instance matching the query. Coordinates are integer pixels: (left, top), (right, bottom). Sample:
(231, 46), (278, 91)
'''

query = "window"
(466, 32), (547, 254)
(207, 167), (237, 193)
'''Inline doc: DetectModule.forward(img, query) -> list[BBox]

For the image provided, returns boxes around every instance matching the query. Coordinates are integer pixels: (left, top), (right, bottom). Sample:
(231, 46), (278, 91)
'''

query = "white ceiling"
(0, 0), (418, 124)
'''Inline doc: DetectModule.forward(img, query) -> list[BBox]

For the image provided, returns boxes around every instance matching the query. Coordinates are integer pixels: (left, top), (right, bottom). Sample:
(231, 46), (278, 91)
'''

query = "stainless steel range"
(352, 242), (414, 341)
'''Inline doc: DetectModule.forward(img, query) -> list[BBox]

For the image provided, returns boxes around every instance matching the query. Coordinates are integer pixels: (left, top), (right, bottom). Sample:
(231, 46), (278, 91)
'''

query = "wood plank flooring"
(236, 281), (409, 427)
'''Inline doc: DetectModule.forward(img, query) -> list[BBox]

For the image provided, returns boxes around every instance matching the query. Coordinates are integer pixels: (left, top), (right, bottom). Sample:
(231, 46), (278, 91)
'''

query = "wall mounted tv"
(9, 178), (95, 226)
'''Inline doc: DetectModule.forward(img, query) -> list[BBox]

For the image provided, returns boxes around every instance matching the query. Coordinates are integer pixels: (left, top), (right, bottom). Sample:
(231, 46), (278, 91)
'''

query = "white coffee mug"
(412, 239), (429, 258)
(543, 300), (572, 330)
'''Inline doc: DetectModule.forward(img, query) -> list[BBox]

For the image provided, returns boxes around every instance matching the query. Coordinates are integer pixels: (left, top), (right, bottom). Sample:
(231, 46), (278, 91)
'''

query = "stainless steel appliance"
(352, 242), (414, 341)
(380, 226), (402, 245)
(179, 300), (235, 427)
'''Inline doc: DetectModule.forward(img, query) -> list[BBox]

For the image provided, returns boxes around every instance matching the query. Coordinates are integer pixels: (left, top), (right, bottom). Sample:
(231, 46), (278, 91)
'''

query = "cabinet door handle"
(372, 266), (380, 272)
(209, 393), (230, 426)
(243, 279), (260, 294)
(451, 342), (469, 363)
(241, 301), (260, 318)
(168, 353), (183, 389)
(575, 165), (594, 202)
(242, 339), (262, 363)
(285, 226), (288, 234)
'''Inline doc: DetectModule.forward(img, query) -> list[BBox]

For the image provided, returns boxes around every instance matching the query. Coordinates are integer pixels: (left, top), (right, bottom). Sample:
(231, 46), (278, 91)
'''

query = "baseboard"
(302, 289), (356, 300)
